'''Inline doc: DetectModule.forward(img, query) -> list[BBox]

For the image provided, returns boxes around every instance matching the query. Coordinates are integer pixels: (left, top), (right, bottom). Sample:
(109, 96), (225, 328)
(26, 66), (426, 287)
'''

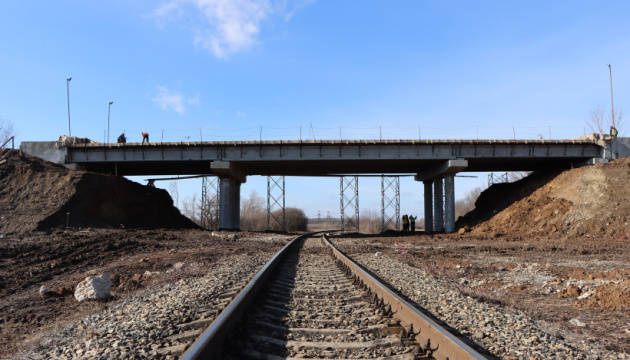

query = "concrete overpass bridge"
(20, 137), (620, 233)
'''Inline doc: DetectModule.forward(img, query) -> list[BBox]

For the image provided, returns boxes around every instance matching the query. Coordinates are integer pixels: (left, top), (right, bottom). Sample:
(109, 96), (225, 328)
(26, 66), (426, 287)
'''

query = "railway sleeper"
(181, 235), (486, 360)
(263, 298), (374, 312)
(260, 304), (378, 320)
(251, 320), (404, 338)
(266, 291), (364, 305)
(246, 333), (403, 350)
(238, 348), (420, 360)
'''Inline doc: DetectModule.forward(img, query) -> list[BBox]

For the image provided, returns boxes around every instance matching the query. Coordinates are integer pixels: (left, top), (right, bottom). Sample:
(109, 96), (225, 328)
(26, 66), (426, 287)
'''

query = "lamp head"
(67, 77), (72, 81)
(109, 101), (113, 105)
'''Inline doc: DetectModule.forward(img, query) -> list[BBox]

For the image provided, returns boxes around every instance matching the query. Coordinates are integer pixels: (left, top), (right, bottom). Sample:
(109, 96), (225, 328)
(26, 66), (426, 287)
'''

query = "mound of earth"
(0, 151), (198, 234)
(458, 158), (630, 239)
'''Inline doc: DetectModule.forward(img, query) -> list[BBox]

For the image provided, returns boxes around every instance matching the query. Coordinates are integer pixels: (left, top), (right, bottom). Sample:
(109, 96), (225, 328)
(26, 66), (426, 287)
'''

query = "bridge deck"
(60, 139), (605, 177)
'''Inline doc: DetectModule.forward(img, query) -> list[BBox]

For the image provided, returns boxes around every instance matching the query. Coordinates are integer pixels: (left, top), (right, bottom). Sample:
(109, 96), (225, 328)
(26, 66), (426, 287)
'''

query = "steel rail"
(323, 234), (490, 360)
(181, 231), (491, 359)
(180, 231), (336, 360)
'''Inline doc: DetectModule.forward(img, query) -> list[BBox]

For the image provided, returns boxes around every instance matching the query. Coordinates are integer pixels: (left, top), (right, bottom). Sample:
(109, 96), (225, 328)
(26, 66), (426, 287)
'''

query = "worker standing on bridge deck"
(117, 133), (126, 144)
(610, 126), (618, 138)
(142, 132), (149, 144)
(409, 215), (417, 232)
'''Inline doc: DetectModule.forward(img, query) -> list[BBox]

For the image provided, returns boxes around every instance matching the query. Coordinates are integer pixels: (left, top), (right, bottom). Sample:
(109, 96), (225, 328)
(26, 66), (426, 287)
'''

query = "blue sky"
(2, 1), (629, 219)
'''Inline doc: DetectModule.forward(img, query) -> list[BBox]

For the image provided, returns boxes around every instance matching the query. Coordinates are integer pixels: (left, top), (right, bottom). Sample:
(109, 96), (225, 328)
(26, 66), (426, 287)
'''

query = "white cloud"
(275, 0), (314, 21)
(150, 0), (311, 58)
(152, 86), (200, 115)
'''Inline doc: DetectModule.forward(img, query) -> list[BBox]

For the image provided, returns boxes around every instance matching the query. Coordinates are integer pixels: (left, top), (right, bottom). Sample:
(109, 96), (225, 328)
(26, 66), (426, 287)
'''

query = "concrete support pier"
(433, 178), (444, 232)
(219, 178), (241, 230)
(423, 180), (433, 234)
(211, 162), (246, 231)
(444, 174), (455, 233)
(416, 159), (467, 234)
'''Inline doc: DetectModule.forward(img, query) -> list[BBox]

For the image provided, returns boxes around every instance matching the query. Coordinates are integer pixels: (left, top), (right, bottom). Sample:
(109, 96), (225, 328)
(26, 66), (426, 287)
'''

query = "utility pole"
(107, 102), (113, 143)
(67, 77), (72, 136)
(607, 64), (616, 128)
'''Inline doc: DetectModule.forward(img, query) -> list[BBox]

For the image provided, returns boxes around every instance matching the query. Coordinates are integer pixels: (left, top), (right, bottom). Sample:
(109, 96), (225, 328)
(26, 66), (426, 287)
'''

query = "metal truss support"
(340, 176), (359, 232)
(488, 172), (509, 186)
(200, 176), (220, 230)
(381, 176), (400, 232)
(267, 176), (285, 231)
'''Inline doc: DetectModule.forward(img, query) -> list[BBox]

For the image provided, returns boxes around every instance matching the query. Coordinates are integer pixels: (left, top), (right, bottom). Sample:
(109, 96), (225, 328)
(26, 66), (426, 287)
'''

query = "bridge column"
(433, 178), (444, 232)
(219, 178), (241, 230)
(444, 174), (455, 233)
(423, 180), (433, 234)
(211, 162), (246, 231)
(415, 159), (468, 234)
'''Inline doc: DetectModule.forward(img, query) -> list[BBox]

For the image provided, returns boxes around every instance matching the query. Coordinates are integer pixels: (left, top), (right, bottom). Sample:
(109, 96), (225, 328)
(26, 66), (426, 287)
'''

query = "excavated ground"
(1, 151), (629, 357)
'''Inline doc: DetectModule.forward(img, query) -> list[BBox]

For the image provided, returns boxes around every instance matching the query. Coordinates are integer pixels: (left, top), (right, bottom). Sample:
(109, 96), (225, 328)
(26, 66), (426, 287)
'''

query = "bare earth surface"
(1, 151), (629, 358)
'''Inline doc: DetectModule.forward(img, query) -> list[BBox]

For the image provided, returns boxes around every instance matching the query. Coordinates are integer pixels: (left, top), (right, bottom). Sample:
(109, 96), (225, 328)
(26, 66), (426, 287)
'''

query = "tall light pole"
(67, 77), (72, 136)
(607, 64), (616, 128)
(107, 101), (113, 143)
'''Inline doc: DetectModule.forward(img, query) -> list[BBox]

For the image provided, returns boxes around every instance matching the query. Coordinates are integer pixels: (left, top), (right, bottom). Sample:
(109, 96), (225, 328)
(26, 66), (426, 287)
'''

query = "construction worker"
(117, 133), (126, 144)
(402, 215), (409, 231)
(610, 126), (618, 138)
(409, 215), (417, 232)
(142, 132), (149, 144)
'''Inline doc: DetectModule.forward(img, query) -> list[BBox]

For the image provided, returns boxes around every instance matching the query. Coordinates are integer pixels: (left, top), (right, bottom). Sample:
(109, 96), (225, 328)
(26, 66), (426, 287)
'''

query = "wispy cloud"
(149, 0), (312, 58)
(152, 86), (200, 115)
(275, 0), (314, 21)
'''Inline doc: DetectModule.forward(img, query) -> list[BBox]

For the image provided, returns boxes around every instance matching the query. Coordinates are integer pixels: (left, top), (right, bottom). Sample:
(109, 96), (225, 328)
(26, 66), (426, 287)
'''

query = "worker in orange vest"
(142, 132), (149, 144)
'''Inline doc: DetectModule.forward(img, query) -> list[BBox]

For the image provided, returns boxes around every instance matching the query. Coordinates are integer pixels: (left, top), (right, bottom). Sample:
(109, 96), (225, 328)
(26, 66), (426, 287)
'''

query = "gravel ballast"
(353, 253), (624, 360)
(12, 237), (626, 360)
(20, 254), (271, 360)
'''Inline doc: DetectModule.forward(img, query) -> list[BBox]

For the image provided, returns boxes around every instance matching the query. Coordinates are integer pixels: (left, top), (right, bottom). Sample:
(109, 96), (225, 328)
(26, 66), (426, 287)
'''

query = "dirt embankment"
(458, 158), (630, 239)
(0, 152), (198, 234)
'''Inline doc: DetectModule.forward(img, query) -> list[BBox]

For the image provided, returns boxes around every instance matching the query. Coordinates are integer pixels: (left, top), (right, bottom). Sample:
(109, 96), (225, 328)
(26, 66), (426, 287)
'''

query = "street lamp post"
(67, 77), (72, 136)
(607, 64), (616, 128)
(108, 101), (113, 143)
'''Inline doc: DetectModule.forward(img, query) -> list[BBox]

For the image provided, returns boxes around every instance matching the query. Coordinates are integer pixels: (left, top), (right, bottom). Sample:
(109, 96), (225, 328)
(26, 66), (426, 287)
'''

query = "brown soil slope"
(0, 152), (198, 234)
(459, 158), (630, 239)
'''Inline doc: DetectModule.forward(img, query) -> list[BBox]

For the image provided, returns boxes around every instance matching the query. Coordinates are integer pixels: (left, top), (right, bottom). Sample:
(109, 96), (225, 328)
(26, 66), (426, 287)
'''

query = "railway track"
(180, 233), (490, 359)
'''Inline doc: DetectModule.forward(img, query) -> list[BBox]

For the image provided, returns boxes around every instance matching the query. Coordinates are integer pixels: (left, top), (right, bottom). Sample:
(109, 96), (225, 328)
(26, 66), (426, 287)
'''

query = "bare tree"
(359, 209), (381, 234)
(269, 207), (308, 232)
(587, 105), (624, 136)
(508, 171), (531, 182)
(455, 186), (484, 219)
(612, 109), (624, 135)
(180, 193), (199, 224)
(587, 106), (606, 136)
(240, 191), (266, 231)
(0, 117), (15, 148)
(169, 181), (179, 208)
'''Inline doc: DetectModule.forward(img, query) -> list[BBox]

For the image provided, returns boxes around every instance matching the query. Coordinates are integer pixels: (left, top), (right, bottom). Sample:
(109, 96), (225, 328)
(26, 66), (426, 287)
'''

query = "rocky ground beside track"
(1, 152), (630, 358)
(0, 229), (288, 358)
(335, 234), (630, 359)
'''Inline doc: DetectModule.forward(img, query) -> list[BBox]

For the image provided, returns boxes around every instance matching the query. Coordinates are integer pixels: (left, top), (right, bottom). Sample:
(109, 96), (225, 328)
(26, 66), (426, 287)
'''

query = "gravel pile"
(22, 254), (270, 360)
(354, 253), (624, 360)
